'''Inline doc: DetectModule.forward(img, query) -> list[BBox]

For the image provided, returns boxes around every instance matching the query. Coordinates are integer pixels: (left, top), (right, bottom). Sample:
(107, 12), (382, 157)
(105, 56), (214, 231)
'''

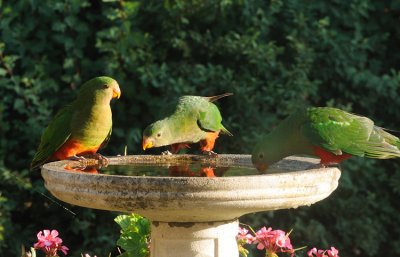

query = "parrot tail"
(221, 124), (233, 136)
(207, 93), (233, 102)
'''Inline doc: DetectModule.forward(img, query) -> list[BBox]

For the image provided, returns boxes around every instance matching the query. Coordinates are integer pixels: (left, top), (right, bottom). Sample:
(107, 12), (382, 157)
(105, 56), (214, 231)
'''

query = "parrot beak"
(113, 87), (121, 99)
(255, 163), (268, 172)
(142, 137), (153, 151)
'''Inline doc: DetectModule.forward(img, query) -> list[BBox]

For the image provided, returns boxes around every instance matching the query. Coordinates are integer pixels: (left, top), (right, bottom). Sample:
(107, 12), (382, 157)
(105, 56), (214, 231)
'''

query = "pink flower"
(237, 227), (255, 244)
(327, 247), (339, 257)
(253, 227), (294, 256)
(34, 229), (69, 257)
(308, 248), (322, 257)
(308, 247), (339, 257)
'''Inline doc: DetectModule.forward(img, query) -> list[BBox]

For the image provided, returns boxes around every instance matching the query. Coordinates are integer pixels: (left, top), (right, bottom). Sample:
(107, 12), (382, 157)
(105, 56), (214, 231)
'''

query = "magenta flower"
(308, 247), (339, 257)
(237, 227), (255, 244)
(253, 227), (294, 256)
(34, 229), (69, 257)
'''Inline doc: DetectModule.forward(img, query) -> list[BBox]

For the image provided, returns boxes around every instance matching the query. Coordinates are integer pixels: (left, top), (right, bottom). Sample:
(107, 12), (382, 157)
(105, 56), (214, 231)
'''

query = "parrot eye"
(258, 153), (264, 159)
(156, 133), (161, 138)
(103, 84), (109, 89)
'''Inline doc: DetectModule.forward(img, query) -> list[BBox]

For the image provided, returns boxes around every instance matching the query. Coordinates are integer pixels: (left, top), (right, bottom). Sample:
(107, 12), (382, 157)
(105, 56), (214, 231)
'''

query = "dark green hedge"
(1, 0), (400, 256)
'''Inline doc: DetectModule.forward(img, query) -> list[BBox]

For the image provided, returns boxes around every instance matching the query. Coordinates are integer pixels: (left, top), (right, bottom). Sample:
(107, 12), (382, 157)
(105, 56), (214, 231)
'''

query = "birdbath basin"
(41, 154), (341, 257)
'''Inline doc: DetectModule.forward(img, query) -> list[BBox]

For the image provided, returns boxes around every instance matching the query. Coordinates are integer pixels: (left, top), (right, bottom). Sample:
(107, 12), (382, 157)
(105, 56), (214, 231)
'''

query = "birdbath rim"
(41, 154), (334, 179)
(41, 154), (341, 222)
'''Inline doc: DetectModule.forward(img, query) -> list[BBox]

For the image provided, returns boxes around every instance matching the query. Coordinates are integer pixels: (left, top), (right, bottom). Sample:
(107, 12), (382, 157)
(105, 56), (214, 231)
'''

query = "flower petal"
(50, 230), (59, 237)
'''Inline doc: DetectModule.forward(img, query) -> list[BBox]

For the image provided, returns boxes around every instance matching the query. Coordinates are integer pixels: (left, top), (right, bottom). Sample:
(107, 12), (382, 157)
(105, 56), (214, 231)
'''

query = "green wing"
(197, 104), (232, 136)
(30, 104), (74, 170)
(362, 126), (400, 158)
(301, 107), (400, 158)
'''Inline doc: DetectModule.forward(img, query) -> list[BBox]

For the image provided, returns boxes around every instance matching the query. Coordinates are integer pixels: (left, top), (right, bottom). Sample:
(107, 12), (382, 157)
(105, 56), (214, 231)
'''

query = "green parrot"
(252, 107), (400, 171)
(142, 93), (233, 155)
(30, 76), (121, 170)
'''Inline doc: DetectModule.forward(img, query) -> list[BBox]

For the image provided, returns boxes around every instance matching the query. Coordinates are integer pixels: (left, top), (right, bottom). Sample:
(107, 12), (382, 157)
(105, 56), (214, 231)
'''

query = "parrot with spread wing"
(252, 107), (400, 171)
(142, 93), (233, 155)
(30, 76), (121, 170)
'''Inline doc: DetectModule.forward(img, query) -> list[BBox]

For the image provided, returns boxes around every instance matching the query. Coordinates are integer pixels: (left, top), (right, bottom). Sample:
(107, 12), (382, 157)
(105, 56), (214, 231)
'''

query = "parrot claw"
(307, 163), (340, 170)
(65, 155), (88, 171)
(161, 150), (173, 155)
(324, 163), (341, 169)
(91, 153), (109, 168)
(65, 153), (108, 172)
(202, 150), (218, 157)
(68, 155), (87, 161)
(72, 153), (109, 169)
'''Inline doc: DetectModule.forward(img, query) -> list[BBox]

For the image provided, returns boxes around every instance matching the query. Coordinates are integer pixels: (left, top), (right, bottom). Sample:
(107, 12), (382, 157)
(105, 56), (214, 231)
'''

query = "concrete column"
(150, 219), (239, 257)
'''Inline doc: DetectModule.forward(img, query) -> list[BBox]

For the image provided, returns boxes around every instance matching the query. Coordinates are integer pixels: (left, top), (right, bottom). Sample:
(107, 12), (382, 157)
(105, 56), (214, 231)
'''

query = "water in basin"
(99, 163), (261, 177)
(66, 156), (263, 177)
(63, 154), (311, 176)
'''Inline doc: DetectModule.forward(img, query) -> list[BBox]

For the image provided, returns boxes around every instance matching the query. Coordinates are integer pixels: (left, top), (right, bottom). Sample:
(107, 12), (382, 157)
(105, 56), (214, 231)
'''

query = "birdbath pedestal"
(41, 154), (341, 257)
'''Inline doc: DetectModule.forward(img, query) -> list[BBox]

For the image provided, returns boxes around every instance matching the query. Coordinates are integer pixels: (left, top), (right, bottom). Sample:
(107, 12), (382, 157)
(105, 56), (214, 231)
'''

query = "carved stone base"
(150, 220), (239, 257)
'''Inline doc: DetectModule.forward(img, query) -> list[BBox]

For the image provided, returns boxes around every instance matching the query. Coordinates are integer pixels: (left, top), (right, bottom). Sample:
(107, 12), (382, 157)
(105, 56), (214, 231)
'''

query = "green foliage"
(0, 0), (400, 256)
(115, 214), (150, 257)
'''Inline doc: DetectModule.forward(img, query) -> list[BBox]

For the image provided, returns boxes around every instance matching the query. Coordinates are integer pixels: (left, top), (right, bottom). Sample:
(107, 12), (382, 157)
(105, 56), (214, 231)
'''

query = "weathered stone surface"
(150, 220), (239, 257)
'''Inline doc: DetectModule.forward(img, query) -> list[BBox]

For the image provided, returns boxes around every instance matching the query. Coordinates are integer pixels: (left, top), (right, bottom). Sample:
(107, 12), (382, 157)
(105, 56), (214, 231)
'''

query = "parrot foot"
(90, 153), (109, 168)
(202, 150), (218, 157)
(307, 163), (340, 170)
(68, 155), (87, 161)
(73, 153), (109, 169)
(66, 154), (107, 171)
(325, 163), (341, 169)
(161, 150), (173, 155)
(65, 155), (88, 171)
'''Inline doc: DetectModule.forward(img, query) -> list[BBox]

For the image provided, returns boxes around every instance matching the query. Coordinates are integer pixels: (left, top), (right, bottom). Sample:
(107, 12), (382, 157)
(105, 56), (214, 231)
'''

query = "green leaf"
(0, 68), (6, 77)
(115, 213), (150, 257)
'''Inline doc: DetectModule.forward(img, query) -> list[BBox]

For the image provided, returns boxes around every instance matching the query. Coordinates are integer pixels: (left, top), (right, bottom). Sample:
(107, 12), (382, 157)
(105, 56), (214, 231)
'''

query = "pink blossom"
(236, 227), (255, 244)
(327, 247), (339, 257)
(308, 247), (339, 257)
(34, 229), (69, 257)
(253, 227), (294, 256)
(308, 247), (322, 257)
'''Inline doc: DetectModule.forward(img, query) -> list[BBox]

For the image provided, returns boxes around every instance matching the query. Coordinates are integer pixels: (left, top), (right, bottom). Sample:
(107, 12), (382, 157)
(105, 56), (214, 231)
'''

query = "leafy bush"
(115, 214), (150, 257)
(1, 0), (400, 256)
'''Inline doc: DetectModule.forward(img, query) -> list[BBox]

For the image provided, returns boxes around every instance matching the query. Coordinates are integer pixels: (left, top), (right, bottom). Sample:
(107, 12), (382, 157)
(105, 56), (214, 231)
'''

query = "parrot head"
(251, 141), (274, 172)
(142, 120), (172, 150)
(78, 76), (121, 102)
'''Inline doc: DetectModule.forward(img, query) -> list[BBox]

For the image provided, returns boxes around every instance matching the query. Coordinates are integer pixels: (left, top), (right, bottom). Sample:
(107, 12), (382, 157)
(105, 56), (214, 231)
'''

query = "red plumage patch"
(313, 146), (352, 165)
(50, 139), (100, 161)
(199, 131), (220, 152)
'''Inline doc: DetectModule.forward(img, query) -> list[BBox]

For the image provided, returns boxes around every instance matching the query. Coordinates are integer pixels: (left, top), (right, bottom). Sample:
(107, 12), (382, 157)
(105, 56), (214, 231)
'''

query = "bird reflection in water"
(64, 164), (99, 174)
(64, 162), (232, 177)
(168, 165), (230, 177)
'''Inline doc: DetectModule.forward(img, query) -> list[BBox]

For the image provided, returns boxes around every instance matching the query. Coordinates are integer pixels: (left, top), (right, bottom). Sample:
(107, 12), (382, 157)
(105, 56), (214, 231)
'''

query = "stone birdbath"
(41, 154), (341, 257)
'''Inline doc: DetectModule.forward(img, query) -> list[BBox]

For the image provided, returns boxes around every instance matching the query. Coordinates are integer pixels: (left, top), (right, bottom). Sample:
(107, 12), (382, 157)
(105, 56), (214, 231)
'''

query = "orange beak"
(255, 163), (268, 172)
(142, 137), (153, 151)
(113, 87), (121, 99)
